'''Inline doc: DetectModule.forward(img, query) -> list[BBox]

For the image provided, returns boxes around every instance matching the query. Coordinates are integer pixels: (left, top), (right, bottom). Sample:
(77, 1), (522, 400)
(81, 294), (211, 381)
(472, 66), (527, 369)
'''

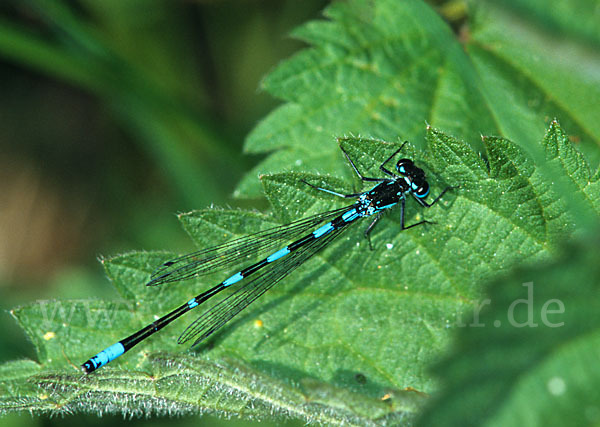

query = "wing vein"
(148, 206), (352, 286)
(178, 224), (352, 345)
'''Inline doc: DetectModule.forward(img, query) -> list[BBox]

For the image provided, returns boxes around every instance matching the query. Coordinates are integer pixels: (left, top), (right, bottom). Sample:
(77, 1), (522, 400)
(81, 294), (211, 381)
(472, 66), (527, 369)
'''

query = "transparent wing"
(148, 206), (352, 286)
(177, 222), (352, 346)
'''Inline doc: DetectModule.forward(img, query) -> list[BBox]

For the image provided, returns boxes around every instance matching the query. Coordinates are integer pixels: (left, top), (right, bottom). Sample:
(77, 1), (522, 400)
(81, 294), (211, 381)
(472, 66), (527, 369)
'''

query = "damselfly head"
(412, 180), (429, 198)
(396, 159), (429, 198)
(395, 158), (414, 175)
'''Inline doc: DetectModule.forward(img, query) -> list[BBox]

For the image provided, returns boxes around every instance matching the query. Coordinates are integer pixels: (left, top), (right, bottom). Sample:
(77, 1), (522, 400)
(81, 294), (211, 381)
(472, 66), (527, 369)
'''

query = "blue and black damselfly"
(81, 143), (452, 373)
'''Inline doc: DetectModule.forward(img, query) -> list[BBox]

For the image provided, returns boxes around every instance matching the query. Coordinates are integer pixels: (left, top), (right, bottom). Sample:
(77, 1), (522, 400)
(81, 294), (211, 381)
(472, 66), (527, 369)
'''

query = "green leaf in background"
(418, 233), (600, 427)
(2, 0), (600, 425)
(467, 0), (600, 164)
(238, 0), (600, 197)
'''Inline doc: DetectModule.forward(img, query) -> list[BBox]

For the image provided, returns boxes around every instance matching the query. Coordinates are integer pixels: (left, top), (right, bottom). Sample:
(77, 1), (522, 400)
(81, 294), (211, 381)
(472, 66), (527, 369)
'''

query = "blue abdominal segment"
(312, 222), (334, 238)
(223, 271), (243, 287)
(83, 342), (125, 372)
(267, 247), (291, 262)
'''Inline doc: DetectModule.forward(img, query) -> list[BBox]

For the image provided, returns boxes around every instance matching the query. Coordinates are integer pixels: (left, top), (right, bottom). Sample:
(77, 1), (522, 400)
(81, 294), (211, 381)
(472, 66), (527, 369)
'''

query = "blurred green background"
(0, 1), (332, 426)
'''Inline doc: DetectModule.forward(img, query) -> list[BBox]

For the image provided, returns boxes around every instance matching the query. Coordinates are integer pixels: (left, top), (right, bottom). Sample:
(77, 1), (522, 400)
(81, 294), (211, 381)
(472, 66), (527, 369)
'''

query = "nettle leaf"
(4, 121), (599, 424)
(468, 0), (600, 165)
(3, 0), (600, 424)
(418, 234), (600, 427)
(238, 0), (600, 198)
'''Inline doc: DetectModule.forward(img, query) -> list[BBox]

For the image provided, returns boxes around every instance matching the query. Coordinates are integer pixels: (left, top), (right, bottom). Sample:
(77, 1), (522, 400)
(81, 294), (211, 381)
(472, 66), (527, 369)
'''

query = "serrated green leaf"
(239, 0), (499, 197)
(238, 0), (600, 198)
(418, 234), (600, 427)
(469, 1), (600, 163)
(5, 120), (600, 424)
(543, 120), (600, 217)
(0, 353), (422, 423)
(3, 0), (600, 424)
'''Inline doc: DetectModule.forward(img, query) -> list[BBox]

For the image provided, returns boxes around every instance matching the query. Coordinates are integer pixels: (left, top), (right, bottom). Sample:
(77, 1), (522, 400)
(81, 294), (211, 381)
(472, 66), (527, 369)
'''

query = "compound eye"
(396, 159), (413, 175)
(414, 181), (429, 198)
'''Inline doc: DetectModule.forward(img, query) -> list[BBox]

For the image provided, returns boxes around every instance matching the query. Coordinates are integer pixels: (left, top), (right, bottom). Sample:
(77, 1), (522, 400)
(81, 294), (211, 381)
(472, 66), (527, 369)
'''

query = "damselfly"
(81, 142), (452, 373)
